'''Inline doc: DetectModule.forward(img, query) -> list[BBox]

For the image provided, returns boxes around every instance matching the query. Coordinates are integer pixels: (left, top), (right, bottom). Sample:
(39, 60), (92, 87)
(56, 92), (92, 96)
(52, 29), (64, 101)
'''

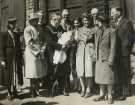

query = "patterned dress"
(76, 26), (95, 77)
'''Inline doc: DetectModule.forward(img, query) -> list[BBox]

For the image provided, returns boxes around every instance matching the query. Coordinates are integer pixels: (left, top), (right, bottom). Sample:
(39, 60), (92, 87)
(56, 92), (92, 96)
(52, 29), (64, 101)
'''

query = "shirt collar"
(117, 16), (122, 25)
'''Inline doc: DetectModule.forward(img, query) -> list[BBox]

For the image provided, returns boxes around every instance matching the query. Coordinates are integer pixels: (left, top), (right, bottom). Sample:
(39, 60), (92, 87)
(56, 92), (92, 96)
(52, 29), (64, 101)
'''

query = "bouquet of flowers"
(29, 39), (46, 59)
(53, 31), (73, 64)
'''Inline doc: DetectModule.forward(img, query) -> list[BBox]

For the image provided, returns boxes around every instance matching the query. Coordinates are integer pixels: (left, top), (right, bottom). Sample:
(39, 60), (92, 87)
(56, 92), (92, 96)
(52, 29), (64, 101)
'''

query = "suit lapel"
(8, 31), (15, 46)
(100, 29), (110, 41)
(95, 29), (103, 60)
(116, 17), (124, 30)
(96, 29), (103, 50)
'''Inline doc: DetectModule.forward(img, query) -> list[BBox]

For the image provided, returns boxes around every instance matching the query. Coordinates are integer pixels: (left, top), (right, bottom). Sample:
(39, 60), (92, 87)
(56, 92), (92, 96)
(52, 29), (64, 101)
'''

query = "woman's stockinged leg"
(107, 85), (114, 104)
(85, 77), (94, 93)
(30, 79), (35, 97)
(30, 79), (39, 97)
(93, 85), (107, 101)
(100, 85), (106, 97)
(80, 76), (86, 97)
(84, 77), (93, 98)
(80, 76), (85, 91)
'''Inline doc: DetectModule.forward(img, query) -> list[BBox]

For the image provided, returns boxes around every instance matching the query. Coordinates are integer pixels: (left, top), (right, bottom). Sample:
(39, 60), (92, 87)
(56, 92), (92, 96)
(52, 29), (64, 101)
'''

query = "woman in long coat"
(24, 13), (46, 97)
(76, 13), (95, 98)
(94, 16), (116, 104)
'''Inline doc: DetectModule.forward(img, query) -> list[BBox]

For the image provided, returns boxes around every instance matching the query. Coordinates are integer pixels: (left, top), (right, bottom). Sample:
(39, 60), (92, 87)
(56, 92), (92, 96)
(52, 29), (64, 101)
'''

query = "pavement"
(0, 86), (135, 105)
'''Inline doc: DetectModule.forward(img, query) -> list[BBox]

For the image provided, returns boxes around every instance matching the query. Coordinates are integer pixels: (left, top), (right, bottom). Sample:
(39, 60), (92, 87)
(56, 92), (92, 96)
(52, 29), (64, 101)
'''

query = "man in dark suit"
(0, 18), (23, 100)
(112, 7), (134, 100)
(60, 9), (73, 32)
(91, 8), (99, 27)
(39, 13), (65, 96)
(60, 9), (74, 96)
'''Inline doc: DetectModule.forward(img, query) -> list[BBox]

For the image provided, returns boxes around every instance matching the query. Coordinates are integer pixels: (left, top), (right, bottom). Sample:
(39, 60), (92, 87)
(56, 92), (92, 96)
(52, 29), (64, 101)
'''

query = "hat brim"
(8, 18), (17, 24)
(29, 17), (39, 21)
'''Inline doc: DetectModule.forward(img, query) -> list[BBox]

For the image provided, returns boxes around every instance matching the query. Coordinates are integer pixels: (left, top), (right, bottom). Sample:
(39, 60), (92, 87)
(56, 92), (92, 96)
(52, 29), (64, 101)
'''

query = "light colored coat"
(24, 25), (46, 79)
(76, 27), (95, 77)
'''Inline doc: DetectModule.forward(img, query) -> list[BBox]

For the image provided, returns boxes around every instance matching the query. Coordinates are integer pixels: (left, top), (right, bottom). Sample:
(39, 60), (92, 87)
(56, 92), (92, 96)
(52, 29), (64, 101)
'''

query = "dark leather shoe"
(118, 96), (126, 101)
(107, 98), (114, 104)
(80, 91), (85, 97)
(30, 91), (36, 98)
(93, 96), (105, 101)
(7, 93), (14, 100)
(35, 90), (42, 97)
(63, 92), (69, 96)
(116, 96), (126, 100)
(84, 92), (92, 98)
(31, 93), (36, 98)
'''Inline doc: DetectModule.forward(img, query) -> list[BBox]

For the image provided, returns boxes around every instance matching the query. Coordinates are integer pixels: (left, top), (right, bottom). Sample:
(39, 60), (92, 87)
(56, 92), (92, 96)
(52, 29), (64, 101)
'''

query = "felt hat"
(8, 17), (17, 24)
(29, 13), (39, 20)
(91, 8), (98, 15)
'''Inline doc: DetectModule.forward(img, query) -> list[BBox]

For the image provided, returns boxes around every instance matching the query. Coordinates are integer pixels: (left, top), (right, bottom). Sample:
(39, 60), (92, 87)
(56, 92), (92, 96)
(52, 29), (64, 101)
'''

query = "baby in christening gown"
(53, 31), (73, 64)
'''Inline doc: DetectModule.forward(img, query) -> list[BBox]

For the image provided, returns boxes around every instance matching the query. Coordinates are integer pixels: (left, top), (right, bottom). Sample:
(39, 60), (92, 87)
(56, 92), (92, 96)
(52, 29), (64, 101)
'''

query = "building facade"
(0, 0), (25, 31)
(0, 0), (135, 31)
(0, 0), (124, 31)
(25, 0), (118, 24)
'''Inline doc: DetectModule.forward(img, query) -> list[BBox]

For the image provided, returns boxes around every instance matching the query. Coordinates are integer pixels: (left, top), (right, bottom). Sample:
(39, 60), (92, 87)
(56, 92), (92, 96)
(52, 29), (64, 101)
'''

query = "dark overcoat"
(40, 25), (64, 75)
(95, 27), (116, 84)
(0, 31), (23, 86)
(116, 17), (134, 86)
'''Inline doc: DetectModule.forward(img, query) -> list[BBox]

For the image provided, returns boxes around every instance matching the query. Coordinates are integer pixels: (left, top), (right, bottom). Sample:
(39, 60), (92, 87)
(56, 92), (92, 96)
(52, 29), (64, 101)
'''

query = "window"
(65, 0), (82, 8)
(48, 0), (60, 11)
(34, 0), (40, 11)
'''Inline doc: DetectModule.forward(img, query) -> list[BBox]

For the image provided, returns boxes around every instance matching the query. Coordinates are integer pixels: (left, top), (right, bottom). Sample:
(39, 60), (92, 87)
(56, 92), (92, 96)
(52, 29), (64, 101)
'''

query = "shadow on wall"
(0, 92), (7, 100)
(131, 84), (135, 95)
(21, 101), (58, 105)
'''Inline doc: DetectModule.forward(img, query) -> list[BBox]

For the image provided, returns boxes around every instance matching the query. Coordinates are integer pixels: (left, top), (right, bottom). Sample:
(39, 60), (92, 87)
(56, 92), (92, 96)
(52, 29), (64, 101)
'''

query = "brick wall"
(0, 0), (1, 30)
(84, 0), (116, 16)
(25, 0), (121, 24)
(25, 0), (35, 25)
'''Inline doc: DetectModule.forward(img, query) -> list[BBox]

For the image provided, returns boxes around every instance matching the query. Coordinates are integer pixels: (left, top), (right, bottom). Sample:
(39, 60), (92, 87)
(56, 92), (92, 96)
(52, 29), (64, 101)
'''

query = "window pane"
(48, 0), (60, 10)
(66, 0), (82, 6)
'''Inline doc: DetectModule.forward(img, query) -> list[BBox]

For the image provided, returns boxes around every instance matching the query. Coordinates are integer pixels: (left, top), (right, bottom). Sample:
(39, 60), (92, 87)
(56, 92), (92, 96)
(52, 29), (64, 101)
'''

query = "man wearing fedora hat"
(0, 17), (24, 100)
(91, 8), (99, 27)
(111, 7), (134, 100)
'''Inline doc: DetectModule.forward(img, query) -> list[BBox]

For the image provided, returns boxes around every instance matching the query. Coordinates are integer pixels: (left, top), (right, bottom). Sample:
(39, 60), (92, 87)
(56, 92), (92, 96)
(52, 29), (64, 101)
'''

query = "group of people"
(0, 7), (134, 104)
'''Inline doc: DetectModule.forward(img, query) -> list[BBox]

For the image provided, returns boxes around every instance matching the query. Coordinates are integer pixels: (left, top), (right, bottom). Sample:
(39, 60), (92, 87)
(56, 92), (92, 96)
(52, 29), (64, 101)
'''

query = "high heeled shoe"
(7, 93), (14, 100)
(35, 90), (42, 97)
(93, 95), (105, 101)
(80, 91), (85, 97)
(63, 91), (69, 96)
(84, 92), (93, 98)
(107, 98), (114, 104)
